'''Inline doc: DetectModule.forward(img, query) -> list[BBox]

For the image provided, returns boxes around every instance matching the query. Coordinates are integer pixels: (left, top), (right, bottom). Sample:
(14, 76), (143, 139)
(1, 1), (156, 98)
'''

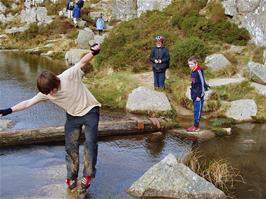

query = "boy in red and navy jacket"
(187, 56), (209, 132)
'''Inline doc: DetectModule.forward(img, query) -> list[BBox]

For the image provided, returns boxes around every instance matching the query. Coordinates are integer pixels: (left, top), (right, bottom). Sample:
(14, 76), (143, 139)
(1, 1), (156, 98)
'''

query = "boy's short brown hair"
(188, 56), (198, 63)
(37, 71), (60, 95)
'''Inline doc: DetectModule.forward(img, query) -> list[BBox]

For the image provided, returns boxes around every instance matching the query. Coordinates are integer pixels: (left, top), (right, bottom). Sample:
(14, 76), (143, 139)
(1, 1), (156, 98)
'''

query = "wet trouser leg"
(65, 115), (82, 180)
(193, 97), (204, 127)
(83, 106), (100, 177)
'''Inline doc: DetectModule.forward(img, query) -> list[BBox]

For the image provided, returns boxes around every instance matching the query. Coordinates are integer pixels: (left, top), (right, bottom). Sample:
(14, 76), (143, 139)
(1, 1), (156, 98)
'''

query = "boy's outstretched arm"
(79, 43), (100, 73)
(0, 96), (42, 116)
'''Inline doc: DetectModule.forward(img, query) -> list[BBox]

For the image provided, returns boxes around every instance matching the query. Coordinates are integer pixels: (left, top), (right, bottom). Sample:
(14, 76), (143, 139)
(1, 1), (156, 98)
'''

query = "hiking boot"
(186, 126), (200, 132)
(65, 179), (77, 190)
(79, 176), (93, 193)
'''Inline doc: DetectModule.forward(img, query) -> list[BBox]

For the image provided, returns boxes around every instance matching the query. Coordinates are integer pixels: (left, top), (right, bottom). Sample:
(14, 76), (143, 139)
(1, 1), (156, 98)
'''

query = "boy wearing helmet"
(149, 36), (170, 90)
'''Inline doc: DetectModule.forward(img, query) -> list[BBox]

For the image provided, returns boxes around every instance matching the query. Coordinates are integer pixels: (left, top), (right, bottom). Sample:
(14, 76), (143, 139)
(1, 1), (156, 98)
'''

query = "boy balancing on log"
(0, 44), (101, 193)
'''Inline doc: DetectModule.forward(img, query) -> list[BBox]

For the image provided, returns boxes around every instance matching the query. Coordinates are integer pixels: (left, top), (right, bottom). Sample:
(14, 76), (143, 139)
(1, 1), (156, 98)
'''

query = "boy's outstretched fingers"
(0, 108), (13, 116)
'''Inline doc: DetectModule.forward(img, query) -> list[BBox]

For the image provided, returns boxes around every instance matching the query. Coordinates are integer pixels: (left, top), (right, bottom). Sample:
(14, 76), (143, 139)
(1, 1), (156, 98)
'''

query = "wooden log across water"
(0, 119), (174, 147)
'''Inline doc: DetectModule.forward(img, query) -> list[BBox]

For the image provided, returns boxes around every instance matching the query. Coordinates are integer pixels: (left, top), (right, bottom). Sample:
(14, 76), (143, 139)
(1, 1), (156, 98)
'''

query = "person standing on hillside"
(0, 44), (101, 193)
(66, 0), (74, 19)
(96, 14), (105, 35)
(76, 0), (84, 9)
(149, 36), (170, 90)
(72, 3), (81, 27)
(186, 56), (209, 132)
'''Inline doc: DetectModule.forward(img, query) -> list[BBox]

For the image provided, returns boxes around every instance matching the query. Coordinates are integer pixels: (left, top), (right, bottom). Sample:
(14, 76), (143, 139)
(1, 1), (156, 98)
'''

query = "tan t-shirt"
(33, 62), (101, 116)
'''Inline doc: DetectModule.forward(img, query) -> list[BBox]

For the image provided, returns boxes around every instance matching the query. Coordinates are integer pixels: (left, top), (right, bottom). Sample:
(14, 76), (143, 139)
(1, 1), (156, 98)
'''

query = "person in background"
(96, 14), (105, 35)
(0, 44), (101, 193)
(72, 3), (81, 27)
(149, 36), (170, 90)
(66, 0), (74, 19)
(186, 56), (209, 132)
(76, 0), (84, 9)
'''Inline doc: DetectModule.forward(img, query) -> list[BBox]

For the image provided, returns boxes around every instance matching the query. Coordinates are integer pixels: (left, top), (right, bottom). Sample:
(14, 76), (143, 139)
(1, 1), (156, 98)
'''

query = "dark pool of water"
(197, 123), (266, 199)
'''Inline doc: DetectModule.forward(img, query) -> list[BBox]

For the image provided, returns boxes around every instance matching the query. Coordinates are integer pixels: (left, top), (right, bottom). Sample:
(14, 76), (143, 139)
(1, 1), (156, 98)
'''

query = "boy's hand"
(154, 59), (158, 63)
(196, 97), (201, 101)
(90, 43), (101, 55)
(0, 108), (12, 116)
(158, 59), (162, 63)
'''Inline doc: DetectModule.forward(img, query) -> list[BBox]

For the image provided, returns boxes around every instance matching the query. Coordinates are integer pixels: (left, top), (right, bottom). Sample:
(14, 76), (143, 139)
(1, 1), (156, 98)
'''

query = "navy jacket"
(150, 47), (170, 72)
(190, 66), (208, 101)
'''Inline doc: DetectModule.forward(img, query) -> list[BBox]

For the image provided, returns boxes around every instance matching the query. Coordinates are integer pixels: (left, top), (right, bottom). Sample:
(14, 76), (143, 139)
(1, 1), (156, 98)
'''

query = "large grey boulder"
(221, 0), (237, 16)
(112, 0), (137, 21)
(0, 2), (7, 13)
(36, 7), (53, 24)
(220, 0), (266, 46)
(225, 99), (257, 121)
(65, 48), (88, 65)
(0, 13), (6, 22)
(0, 120), (13, 131)
(21, 7), (53, 24)
(227, 45), (245, 54)
(207, 77), (245, 87)
(236, 0), (261, 13)
(126, 87), (172, 112)
(137, 0), (172, 17)
(90, 0), (173, 22)
(93, 35), (106, 44)
(205, 54), (231, 71)
(21, 8), (37, 23)
(77, 20), (87, 29)
(251, 82), (266, 95)
(128, 154), (226, 199)
(247, 61), (266, 84)
(76, 28), (94, 49)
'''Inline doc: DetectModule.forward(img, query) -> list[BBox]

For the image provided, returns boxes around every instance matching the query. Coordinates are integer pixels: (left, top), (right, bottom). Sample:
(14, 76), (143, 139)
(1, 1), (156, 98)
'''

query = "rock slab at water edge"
(128, 153), (226, 199)
(126, 87), (171, 112)
(225, 99), (257, 121)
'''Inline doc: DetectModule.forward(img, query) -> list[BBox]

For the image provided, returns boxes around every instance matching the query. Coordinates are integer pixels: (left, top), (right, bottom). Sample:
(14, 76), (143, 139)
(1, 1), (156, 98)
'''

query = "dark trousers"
(65, 106), (100, 180)
(193, 97), (204, 127)
(153, 70), (166, 89)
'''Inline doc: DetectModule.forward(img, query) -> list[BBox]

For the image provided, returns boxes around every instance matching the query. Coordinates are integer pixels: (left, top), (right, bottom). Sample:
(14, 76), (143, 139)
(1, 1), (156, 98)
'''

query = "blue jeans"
(193, 97), (204, 127)
(153, 70), (166, 88)
(65, 106), (100, 180)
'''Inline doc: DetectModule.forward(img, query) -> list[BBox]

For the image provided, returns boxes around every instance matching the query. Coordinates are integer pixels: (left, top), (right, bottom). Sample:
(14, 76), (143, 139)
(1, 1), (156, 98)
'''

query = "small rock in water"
(0, 120), (13, 131)
(243, 139), (256, 144)
(223, 128), (232, 135)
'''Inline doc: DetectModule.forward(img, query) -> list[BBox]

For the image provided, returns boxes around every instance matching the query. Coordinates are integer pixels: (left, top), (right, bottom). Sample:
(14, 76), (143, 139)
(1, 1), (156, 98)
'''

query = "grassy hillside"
(89, 0), (254, 115)
(95, 0), (249, 72)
